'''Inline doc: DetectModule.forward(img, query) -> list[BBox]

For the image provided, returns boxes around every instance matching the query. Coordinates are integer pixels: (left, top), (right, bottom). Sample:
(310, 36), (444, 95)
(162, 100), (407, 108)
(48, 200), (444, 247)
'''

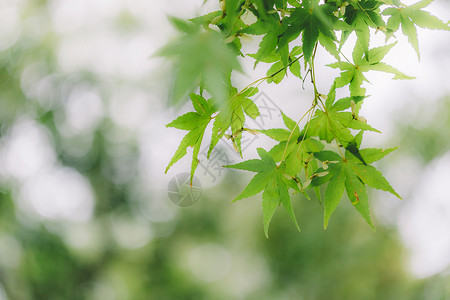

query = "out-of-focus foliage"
(0, 1), (448, 299)
(397, 96), (450, 163)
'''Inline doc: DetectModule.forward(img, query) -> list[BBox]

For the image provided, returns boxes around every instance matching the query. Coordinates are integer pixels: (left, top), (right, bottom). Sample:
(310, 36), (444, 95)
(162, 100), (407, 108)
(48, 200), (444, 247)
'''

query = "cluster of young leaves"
(162, 0), (449, 237)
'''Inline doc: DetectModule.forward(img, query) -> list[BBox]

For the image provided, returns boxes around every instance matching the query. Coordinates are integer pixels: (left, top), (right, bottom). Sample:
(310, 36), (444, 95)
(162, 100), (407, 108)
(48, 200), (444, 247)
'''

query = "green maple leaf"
(225, 148), (300, 237)
(343, 0), (386, 52)
(257, 111), (324, 200)
(157, 22), (240, 106)
(328, 42), (413, 96)
(281, 0), (337, 61)
(208, 87), (260, 158)
(189, 11), (223, 26)
(165, 94), (214, 183)
(241, 6), (291, 65)
(383, 0), (450, 59)
(253, 24), (284, 63)
(213, 0), (248, 40)
(301, 85), (378, 149)
(258, 111), (324, 169)
(312, 146), (400, 228)
(249, 46), (303, 84)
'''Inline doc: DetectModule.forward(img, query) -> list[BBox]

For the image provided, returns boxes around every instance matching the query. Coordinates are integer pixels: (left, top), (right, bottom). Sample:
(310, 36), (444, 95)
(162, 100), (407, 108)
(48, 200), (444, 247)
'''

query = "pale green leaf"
(242, 98), (260, 119)
(267, 61), (285, 84)
(262, 178), (280, 238)
(367, 42), (397, 64)
(409, 0), (433, 10)
(234, 169), (275, 201)
(401, 14), (420, 59)
(348, 147), (398, 164)
(409, 10), (450, 30)
(165, 126), (205, 173)
(344, 167), (374, 228)
(257, 148), (276, 165)
(289, 60), (302, 78)
(324, 166), (345, 228)
(281, 111), (297, 131)
(278, 174), (300, 231)
(166, 112), (203, 130)
(352, 164), (402, 199)
(190, 93), (210, 114)
(319, 33), (339, 60)
(224, 159), (268, 172)
(367, 62), (415, 80)
(258, 128), (291, 141)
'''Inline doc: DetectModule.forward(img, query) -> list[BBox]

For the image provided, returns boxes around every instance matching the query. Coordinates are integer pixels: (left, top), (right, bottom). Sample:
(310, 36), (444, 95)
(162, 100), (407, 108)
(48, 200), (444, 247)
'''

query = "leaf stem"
(279, 105), (315, 166)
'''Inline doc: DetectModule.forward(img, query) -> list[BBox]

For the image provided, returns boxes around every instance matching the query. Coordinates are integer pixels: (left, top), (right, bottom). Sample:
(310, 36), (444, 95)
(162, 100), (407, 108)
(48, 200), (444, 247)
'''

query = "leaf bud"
(243, 128), (259, 135)
(357, 116), (367, 123)
(350, 100), (356, 114)
(211, 15), (223, 25)
(224, 35), (236, 43)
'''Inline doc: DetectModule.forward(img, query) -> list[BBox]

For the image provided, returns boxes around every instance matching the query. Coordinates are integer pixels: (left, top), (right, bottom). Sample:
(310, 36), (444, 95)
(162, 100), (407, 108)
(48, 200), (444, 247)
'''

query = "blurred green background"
(0, 0), (449, 299)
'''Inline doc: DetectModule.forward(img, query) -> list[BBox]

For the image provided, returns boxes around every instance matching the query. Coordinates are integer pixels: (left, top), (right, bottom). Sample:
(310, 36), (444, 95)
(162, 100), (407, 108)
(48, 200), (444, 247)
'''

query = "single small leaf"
(409, 10), (450, 30)
(258, 128), (291, 141)
(319, 33), (339, 60)
(401, 14), (420, 59)
(262, 178), (280, 238)
(289, 60), (302, 78)
(165, 125), (206, 173)
(190, 93), (210, 114)
(266, 61), (285, 84)
(351, 164), (402, 199)
(344, 166), (374, 229)
(224, 159), (268, 172)
(242, 98), (260, 119)
(367, 42), (397, 64)
(166, 112), (203, 130)
(366, 62), (415, 80)
(278, 174), (300, 231)
(348, 147), (397, 164)
(255, 31), (280, 62)
(324, 166), (345, 228)
(281, 111), (297, 131)
(302, 20), (320, 61)
(315, 150), (344, 163)
(233, 170), (275, 201)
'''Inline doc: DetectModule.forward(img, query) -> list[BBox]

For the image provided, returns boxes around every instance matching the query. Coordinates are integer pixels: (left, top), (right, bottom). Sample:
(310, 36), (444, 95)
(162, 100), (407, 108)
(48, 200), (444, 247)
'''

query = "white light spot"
(20, 62), (49, 100)
(111, 215), (152, 249)
(63, 222), (105, 258)
(188, 243), (232, 282)
(135, 190), (176, 223)
(0, 120), (56, 181)
(0, 4), (21, 51)
(18, 167), (95, 223)
(50, 0), (88, 35)
(109, 87), (150, 129)
(118, 35), (154, 79)
(63, 87), (104, 134)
